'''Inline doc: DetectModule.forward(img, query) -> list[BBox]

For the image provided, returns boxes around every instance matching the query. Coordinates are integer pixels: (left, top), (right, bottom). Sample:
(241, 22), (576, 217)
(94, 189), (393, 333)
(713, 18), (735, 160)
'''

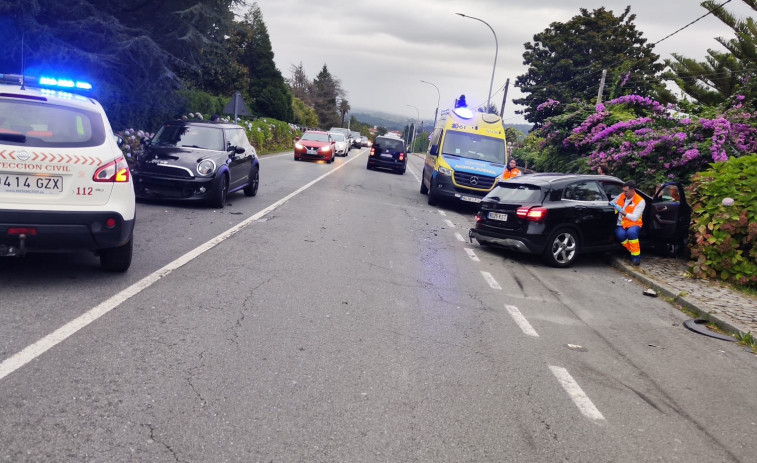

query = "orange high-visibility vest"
(616, 193), (643, 228)
(502, 167), (521, 180)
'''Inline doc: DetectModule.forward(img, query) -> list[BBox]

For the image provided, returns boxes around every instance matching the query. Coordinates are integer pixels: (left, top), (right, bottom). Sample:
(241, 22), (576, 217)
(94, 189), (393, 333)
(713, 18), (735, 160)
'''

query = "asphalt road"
(1, 148), (756, 462)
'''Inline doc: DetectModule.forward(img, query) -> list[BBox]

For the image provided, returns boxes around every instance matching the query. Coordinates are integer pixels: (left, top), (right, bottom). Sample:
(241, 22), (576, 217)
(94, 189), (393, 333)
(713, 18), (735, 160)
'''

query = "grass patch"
(735, 331), (757, 353)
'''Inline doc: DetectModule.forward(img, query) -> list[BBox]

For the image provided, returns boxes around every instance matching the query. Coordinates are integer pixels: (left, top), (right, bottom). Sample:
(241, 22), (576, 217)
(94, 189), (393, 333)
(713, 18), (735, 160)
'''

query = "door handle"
(657, 205), (668, 212)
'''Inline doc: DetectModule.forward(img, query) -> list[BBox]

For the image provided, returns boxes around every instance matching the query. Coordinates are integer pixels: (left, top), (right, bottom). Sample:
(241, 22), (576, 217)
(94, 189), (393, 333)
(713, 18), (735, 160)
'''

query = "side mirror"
(114, 134), (125, 147)
(235, 146), (246, 154)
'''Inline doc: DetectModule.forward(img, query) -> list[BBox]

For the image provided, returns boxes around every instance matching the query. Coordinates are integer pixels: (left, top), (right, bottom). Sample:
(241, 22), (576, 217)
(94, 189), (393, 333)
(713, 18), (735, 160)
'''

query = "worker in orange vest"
(613, 180), (646, 265)
(502, 158), (522, 180)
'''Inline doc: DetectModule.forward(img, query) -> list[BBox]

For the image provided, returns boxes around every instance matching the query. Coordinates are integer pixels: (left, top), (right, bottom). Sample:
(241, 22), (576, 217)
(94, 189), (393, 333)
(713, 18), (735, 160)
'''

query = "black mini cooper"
(130, 121), (259, 208)
(469, 174), (690, 267)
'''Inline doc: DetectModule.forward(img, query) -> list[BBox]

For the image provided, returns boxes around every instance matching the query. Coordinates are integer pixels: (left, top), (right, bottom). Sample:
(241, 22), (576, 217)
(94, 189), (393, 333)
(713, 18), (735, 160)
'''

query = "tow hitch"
(1, 233), (29, 257)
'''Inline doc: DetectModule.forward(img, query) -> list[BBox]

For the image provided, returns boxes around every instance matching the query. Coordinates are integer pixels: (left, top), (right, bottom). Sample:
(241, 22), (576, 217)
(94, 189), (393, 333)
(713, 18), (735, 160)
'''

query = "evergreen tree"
(514, 6), (672, 126)
(237, 3), (293, 122)
(312, 64), (341, 129)
(288, 62), (313, 106)
(666, 0), (757, 108)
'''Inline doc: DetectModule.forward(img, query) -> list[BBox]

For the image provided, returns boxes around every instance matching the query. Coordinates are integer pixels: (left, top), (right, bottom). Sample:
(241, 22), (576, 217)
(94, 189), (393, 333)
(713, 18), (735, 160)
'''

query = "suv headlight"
(197, 159), (216, 176)
(438, 166), (454, 176)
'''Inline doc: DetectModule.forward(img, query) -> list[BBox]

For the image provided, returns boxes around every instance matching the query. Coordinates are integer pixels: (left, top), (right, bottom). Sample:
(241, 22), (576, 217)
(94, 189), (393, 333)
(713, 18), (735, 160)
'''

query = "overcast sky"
(258, 0), (754, 125)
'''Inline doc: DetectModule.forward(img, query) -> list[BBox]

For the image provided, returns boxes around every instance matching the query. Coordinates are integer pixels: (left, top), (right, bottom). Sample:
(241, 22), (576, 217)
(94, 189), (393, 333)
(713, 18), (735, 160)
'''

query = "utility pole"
(596, 69), (607, 105)
(499, 78), (510, 117)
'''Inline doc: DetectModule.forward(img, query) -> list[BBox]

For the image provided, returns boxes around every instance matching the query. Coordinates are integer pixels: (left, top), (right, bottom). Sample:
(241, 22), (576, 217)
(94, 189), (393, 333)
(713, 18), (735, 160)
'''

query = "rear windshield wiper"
(0, 133), (26, 143)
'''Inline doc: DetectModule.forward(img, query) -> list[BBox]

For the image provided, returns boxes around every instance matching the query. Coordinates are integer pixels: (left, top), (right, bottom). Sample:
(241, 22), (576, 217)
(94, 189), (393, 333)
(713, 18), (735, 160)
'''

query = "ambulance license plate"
(460, 195), (482, 203)
(0, 173), (63, 195)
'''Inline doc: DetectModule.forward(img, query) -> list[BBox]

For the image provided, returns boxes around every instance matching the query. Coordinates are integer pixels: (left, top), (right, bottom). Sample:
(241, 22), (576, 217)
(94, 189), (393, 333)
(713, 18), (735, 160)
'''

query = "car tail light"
(399, 153), (405, 161)
(517, 206), (547, 222)
(475, 214), (483, 222)
(94, 156), (130, 182)
(8, 227), (37, 235)
(370, 148), (375, 157)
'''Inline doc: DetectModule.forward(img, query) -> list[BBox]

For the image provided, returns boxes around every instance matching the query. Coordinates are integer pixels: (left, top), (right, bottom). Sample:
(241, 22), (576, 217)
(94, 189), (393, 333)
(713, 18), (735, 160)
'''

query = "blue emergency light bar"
(0, 73), (92, 91)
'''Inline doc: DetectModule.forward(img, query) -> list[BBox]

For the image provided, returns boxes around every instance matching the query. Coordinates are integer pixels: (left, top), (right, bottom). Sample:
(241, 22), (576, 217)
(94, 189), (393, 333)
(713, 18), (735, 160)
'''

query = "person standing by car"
(502, 158), (522, 180)
(614, 180), (646, 265)
(596, 163), (611, 175)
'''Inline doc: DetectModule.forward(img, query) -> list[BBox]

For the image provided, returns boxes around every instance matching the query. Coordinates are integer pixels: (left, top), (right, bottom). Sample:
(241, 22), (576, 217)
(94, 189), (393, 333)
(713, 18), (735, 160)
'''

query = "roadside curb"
(609, 256), (751, 339)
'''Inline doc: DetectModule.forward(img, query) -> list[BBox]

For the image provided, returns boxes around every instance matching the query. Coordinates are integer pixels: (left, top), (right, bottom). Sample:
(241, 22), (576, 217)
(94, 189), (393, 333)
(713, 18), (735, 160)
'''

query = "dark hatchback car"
(367, 136), (407, 174)
(130, 121), (259, 208)
(469, 174), (691, 267)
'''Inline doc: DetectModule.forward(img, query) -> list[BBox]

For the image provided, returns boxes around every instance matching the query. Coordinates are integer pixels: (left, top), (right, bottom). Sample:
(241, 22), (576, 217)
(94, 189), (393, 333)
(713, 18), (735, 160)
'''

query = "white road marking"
(438, 210), (447, 216)
(0, 153), (365, 382)
(480, 271), (502, 290)
(464, 248), (480, 262)
(259, 152), (292, 159)
(549, 366), (605, 421)
(454, 233), (466, 242)
(505, 305), (539, 337)
(444, 219), (456, 228)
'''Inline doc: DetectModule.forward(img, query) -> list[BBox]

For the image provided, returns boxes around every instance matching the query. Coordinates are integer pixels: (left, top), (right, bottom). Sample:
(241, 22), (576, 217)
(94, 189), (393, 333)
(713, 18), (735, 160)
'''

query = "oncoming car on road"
(0, 74), (135, 271)
(130, 120), (260, 208)
(294, 130), (335, 163)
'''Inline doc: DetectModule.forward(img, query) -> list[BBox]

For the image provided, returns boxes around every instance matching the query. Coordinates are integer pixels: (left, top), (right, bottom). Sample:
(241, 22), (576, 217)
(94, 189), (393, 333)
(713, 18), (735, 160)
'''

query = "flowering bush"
(534, 95), (757, 190)
(688, 155), (757, 288)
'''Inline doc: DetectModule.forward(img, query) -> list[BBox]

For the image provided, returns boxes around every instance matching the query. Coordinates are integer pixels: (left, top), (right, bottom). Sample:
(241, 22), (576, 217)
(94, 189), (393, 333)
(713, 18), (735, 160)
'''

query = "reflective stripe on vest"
(616, 193), (643, 228)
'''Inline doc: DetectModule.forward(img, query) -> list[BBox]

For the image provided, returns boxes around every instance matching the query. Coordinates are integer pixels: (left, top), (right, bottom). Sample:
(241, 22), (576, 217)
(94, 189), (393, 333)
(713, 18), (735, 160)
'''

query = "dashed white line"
(505, 305), (539, 337)
(549, 366), (605, 421)
(444, 219), (456, 228)
(480, 271), (502, 290)
(454, 233), (466, 242)
(0, 153), (366, 382)
(464, 248), (480, 262)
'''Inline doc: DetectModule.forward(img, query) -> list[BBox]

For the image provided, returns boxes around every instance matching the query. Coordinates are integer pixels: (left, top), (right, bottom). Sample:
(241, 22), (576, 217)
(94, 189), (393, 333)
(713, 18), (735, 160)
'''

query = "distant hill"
(350, 109), (532, 135)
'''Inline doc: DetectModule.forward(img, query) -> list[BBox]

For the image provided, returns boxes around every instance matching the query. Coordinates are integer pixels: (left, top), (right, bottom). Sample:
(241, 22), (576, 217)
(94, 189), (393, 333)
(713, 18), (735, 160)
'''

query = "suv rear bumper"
(470, 227), (544, 255)
(0, 210), (134, 252)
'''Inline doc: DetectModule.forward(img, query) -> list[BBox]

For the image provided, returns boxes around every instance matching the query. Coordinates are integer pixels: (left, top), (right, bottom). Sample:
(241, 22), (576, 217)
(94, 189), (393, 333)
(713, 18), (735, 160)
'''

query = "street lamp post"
(420, 80), (440, 128)
(456, 13), (498, 113)
(406, 104), (420, 153)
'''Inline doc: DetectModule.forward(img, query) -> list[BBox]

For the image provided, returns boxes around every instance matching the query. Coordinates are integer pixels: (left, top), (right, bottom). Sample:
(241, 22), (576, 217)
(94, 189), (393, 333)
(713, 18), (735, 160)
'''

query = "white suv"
(0, 74), (135, 271)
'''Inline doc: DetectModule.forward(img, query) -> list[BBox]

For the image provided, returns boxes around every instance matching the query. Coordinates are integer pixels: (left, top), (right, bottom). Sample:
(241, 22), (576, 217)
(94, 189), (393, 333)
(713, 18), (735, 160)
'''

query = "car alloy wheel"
(244, 167), (259, 197)
(544, 228), (578, 267)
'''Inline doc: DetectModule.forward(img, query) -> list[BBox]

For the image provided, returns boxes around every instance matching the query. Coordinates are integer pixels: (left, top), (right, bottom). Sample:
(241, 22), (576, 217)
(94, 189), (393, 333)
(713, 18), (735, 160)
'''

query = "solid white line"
(549, 366), (605, 421)
(480, 271), (502, 290)
(259, 152), (291, 159)
(0, 152), (365, 382)
(505, 305), (539, 337)
(444, 219), (456, 228)
(438, 210), (447, 216)
(455, 233), (465, 242)
(464, 248), (480, 262)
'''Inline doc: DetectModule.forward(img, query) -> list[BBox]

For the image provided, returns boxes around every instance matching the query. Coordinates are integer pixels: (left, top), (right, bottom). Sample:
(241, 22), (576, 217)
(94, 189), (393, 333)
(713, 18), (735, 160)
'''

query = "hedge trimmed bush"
(688, 155), (757, 287)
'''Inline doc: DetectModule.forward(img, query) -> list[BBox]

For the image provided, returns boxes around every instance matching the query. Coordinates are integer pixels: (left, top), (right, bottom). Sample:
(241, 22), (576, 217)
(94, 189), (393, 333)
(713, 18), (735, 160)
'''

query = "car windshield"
(330, 133), (345, 142)
(486, 183), (542, 203)
(152, 124), (224, 151)
(442, 131), (505, 164)
(301, 132), (329, 142)
(0, 100), (105, 148)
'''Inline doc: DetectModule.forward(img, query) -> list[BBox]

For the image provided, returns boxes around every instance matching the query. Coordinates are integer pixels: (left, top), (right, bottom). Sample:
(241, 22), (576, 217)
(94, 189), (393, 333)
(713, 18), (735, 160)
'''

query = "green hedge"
(688, 155), (757, 287)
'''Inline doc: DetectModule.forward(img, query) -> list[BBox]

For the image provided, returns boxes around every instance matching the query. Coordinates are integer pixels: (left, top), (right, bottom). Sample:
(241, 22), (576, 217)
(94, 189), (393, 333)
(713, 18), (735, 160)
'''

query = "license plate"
(488, 212), (508, 221)
(0, 173), (63, 195)
(460, 195), (482, 203)
(306, 149), (317, 154)
(380, 153), (393, 158)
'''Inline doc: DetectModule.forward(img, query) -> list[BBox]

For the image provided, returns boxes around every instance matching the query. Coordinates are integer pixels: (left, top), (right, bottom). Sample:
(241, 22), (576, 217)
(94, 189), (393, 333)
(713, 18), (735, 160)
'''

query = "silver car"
(328, 132), (349, 156)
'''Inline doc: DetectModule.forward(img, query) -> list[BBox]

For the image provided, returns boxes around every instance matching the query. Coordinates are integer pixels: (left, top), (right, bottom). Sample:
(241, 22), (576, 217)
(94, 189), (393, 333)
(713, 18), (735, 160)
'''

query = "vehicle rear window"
(301, 132), (329, 142)
(0, 100), (106, 148)
(374, 138), (404, 151)
(152, 124), (224, 151)
(486, 183), (542, 202)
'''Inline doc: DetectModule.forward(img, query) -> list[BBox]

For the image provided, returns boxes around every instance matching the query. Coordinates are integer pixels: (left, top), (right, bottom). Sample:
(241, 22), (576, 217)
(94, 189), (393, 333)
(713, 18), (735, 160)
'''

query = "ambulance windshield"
(441, 131), (505, 164)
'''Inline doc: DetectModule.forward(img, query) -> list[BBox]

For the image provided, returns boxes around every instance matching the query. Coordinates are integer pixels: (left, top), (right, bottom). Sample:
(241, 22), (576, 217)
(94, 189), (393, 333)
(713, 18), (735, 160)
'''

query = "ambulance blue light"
(76, 81), (92, 90)
(39, 77), (58, 86)
(57, 79), (74, 88)
(38, 76), (92, 91)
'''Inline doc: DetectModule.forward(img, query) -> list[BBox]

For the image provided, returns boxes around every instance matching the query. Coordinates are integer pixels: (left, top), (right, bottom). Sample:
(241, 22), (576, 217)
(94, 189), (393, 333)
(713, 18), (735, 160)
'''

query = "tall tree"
(288, 62), (313, 106)
(514, 6), (672, 126)
(666, 0), (757, 108)
(312, 64), (341, 129)
(339, 99), (351, 127)
(237, 3), (293, 122)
